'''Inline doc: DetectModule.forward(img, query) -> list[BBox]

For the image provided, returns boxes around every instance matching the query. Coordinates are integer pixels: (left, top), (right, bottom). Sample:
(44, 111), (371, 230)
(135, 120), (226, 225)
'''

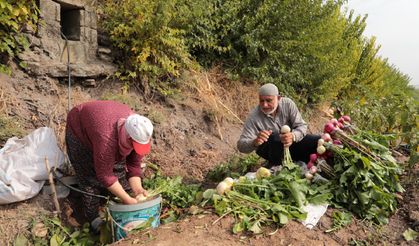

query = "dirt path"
(0, 70), (418, 245)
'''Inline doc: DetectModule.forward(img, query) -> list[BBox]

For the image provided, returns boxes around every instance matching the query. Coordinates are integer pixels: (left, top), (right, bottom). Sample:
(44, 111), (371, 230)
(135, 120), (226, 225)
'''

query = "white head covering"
(259, 83), (279, 96)
(125, 114), (153, 144)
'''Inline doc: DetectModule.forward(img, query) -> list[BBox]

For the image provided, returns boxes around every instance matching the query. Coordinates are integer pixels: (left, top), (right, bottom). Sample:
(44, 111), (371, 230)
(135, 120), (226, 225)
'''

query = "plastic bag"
(0, 127), (65, 204)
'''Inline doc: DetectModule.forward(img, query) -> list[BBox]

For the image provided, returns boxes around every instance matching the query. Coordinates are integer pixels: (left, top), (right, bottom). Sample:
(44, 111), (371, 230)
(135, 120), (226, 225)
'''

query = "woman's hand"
(123, 196), (139, 205)
(107, 181), (138, 204)
(129, 176), (148, 197)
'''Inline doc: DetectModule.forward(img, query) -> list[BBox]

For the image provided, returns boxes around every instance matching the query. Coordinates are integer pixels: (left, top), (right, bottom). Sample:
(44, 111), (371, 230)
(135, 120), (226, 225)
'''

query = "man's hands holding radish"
(280, 132), (294, 147)
(254, 129), (294, 147)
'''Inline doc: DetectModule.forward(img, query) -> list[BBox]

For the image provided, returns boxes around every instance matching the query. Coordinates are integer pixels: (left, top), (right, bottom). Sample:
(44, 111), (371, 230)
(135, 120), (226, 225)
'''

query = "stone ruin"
(19, 0), (115, 82)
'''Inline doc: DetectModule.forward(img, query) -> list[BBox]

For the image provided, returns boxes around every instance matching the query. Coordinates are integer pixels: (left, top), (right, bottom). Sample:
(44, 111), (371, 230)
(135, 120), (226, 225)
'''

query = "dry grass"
(0, 85), (26, 143)
(180, 68), (258, 133)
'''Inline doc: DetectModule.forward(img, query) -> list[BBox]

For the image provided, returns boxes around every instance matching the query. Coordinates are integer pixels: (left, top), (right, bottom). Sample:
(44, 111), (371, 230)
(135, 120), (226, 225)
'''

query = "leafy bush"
(334, 63), (418, 150)
(187, 0), (357, 104)
(100, 0), (195, 89)
(0, 0), (39, 74)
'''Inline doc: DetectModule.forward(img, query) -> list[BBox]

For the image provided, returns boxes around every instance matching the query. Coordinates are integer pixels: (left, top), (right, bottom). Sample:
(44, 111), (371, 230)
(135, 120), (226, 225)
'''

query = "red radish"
(326, 151), (333, 158)
(330, 118), (339, 126)
(324, 123), (335, 134)
(337, 122), (344, 129)
(310, 153), (318, 162)
(342, 115), (351, 122)
(333, 139), (342, 145)
(309, 166), (317, 174)
(321, 133), (332, 142)
(307, 161), (314, 169)
(338, 117), (345, 123)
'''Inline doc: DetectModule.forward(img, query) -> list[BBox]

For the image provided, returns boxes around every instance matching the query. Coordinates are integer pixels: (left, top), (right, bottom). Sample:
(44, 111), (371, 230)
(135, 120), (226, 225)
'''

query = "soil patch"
(0, 68), (418, 245)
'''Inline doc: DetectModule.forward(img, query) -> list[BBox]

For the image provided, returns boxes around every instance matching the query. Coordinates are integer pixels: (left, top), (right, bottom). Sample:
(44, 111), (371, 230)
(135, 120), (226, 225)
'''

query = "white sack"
(0, 127), (65, 204)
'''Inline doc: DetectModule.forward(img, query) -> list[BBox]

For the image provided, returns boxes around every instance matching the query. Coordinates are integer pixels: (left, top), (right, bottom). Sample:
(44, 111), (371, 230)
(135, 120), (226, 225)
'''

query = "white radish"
(317, 145), (326, 155)
(281, 125), (291, 133)
(238, 176), (247, 183)
(216, 181), (231, 195)
(136, 193), (148, 202)
(281, 125), (293, 166)
(305, 172), (314, 180)
(317, 138), (325, 146)
(256, 167), (271, 179)
(224, 177), (234, 187)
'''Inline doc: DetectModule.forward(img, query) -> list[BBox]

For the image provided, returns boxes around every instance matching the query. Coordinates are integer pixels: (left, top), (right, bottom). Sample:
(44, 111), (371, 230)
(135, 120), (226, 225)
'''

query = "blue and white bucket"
(108, 195), (162, 241)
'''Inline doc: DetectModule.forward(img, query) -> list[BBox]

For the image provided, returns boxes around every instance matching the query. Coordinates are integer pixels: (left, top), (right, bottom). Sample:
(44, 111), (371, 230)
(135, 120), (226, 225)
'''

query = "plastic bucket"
(108, 195), (161, 241)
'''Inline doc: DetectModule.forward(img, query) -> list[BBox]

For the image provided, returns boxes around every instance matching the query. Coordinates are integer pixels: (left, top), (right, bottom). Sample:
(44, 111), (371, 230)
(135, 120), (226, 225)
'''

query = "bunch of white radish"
(216, 177), (235, 195)
(281, 125), (293, 167)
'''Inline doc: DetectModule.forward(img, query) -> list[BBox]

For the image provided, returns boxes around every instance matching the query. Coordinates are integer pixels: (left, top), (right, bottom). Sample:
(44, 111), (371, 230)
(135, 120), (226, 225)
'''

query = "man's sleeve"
(237, 117), (259, 153)
(288, 100), (307, 142)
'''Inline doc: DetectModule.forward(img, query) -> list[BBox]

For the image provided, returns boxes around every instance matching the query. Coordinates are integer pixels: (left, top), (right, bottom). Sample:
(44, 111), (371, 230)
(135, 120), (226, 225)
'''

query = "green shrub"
(0, 114), (26, 144)
(0, 0), (39, 74)
(100, 0), (195, 85)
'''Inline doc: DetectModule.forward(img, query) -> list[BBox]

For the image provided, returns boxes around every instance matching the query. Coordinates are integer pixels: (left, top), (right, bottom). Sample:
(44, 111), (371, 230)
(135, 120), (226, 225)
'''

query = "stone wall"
(19, 0), (115, 78)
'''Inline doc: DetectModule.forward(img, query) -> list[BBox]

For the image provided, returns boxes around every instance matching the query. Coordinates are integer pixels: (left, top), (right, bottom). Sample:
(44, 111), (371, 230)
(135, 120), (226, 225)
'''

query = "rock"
(409, 210), (419, 222)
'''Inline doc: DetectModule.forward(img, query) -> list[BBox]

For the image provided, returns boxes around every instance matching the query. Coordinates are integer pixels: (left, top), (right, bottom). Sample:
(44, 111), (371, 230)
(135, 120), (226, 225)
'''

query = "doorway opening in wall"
(60, 3), (81, 41)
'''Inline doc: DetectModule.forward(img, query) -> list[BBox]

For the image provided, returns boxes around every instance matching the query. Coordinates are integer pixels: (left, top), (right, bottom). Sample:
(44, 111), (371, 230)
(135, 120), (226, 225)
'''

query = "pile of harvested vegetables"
(139, 116), (404, 234)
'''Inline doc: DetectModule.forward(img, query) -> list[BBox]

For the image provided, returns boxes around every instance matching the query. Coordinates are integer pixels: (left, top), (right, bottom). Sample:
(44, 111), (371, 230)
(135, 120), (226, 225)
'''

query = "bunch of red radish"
(323, 115), (352, 135)
(304, 115), (351, 182)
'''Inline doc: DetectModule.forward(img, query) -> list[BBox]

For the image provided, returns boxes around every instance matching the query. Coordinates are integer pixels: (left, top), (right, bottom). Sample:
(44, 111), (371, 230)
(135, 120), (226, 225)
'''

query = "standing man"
(237, 83), (319, 166)
(65, 100), (153, 231)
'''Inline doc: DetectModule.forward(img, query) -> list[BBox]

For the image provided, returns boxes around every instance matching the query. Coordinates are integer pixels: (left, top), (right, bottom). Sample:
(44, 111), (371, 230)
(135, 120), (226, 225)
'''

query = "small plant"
(206, 154), (261, 182)
(147, 108), (166, 125)
(0, 114), (26, 144)
(17, 216), (99, 246)
(326, 210), (352, 232)
(100, 91), (143, 112)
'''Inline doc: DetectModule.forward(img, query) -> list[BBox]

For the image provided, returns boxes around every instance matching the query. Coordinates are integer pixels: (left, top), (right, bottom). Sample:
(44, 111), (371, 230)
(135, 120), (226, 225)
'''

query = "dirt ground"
(0, 67), (418, 245)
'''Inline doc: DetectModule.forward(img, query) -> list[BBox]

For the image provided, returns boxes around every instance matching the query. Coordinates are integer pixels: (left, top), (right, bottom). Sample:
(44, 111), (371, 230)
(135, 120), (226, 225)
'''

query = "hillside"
(0, 66), (418, 245)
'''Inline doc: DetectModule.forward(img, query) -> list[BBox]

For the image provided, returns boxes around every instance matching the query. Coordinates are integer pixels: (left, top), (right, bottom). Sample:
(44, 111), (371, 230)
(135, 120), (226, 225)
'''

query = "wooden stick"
(204, 73), (243, 124)
(212, 210), (231, 225)
(45, 156), (61, 214)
